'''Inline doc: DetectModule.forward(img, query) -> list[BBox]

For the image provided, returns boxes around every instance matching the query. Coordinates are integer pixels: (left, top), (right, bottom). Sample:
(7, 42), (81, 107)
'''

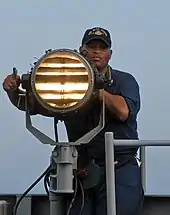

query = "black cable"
(12, 164), (52, 215)
(13, 114), (83, 215)
(65, 174), (85, 215)
(54, 117), (59, 142)
(44, 171), (50, 196)
(78, 179), (85, 215)
(66, 174), (78, 215)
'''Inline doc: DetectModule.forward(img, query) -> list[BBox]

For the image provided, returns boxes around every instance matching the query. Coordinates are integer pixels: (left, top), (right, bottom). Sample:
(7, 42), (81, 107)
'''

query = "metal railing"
(0, 200), (11, 215)
(105, 132), (170, 215)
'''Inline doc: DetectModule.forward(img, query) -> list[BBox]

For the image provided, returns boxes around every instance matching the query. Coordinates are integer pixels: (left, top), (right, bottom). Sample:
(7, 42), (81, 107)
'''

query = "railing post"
(105, 132), (116, 215)
(0, 200), (11, 215)
(140, 146), (146, 193)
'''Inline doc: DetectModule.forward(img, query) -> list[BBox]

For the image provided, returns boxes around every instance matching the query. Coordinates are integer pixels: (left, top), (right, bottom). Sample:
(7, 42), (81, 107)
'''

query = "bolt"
(72, 151), (77, 157)
(52, 151), (58, 157)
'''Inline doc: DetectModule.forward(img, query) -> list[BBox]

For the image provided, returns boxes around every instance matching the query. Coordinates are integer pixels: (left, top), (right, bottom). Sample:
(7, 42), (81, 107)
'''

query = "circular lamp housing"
(30, 49), (95, 114)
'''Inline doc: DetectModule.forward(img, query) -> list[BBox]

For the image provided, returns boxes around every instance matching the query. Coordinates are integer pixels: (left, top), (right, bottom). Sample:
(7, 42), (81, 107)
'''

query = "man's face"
(80, 39), (112, 72)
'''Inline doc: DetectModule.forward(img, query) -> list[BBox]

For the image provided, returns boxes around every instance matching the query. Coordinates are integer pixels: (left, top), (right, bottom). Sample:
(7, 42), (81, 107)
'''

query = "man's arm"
(3, 73), (55, 117)
(104, 92), (129, 121)
(7, 90), (27, 111)
(6, 90), (54, 117)
(103, 73), (140, 122)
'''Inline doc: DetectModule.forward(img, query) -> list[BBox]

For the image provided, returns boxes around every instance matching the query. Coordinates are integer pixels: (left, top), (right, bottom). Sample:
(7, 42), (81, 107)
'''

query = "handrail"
(104, 132), (170, 215)
(111, 139), (170, 146)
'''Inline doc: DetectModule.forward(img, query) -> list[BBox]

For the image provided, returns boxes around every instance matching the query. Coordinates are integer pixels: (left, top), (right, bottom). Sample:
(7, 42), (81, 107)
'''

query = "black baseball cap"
(81, 27), (112, 48)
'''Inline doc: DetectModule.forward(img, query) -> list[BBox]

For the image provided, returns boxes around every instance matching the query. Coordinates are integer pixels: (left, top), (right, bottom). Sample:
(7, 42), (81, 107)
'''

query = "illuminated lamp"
(13, 48), (109, 215)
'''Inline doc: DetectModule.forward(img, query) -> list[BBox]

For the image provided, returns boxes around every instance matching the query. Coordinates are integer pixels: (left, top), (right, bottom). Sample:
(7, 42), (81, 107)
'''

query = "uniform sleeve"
(119, 73), (140, 118)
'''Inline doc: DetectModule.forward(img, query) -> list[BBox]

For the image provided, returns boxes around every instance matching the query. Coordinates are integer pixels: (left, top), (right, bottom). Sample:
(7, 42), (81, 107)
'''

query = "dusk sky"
(0, 0), (170, 196)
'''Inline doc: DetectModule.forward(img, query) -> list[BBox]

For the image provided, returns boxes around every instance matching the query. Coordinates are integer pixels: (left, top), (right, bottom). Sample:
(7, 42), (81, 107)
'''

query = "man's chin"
(89, 61), (105, 72)
(92, 61), (101, 69)
(95, 64), (105, 72)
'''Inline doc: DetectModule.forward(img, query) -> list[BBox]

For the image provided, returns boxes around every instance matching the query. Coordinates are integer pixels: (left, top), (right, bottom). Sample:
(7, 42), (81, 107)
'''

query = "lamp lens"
(34, 52), (89, 109)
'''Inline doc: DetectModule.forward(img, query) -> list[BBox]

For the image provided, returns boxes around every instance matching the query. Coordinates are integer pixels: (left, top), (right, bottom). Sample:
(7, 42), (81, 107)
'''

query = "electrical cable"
(12, 162), (85, 215)
(12, 117), (55, 214)
(65, 174), (85, 215)
(54, 117), (59, 142)
(43, 171), (50, 196)
(13, 118), (85, 215)
(66, 173), (78, 215)
(78, 179), (85, 215)
(12, 164), (51, 215)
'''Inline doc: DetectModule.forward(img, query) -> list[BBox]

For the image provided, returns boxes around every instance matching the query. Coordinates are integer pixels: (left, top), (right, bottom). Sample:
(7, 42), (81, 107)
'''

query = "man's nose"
(92, 47), (102, 53)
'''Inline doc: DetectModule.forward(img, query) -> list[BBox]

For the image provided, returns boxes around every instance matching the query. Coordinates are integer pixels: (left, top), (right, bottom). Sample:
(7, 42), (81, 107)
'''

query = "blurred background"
(0, 0), (170, 196)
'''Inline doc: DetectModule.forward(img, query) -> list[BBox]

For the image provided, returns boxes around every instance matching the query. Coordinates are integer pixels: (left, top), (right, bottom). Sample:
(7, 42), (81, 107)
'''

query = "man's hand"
(2, 73), (20, 92)
(101, 90), (129, 121)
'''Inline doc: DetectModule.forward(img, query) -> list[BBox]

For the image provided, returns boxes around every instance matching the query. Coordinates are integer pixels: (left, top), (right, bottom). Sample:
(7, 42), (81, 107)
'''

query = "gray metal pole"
(112, 139), (170, 146)
(49, 195), (65, 215)
(140, 146), (146, 192)
(0, 200), (11, 215)
(105, 132), (116, 215)
(49, 145), (77, 215)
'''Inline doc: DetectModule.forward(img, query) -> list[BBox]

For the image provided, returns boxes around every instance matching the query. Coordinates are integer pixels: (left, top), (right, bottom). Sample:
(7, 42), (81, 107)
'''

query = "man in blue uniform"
(2, 27), (144, 215)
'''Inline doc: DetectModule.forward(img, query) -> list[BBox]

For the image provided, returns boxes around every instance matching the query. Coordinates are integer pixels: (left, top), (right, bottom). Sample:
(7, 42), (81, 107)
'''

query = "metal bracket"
(74, 92), (105, 145)
(25, 91), (105, 146)
(25, 95), (57, 145)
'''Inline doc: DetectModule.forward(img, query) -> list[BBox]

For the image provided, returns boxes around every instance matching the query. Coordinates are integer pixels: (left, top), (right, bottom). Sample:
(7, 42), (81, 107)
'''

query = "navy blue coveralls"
(63, 67), (144, 215)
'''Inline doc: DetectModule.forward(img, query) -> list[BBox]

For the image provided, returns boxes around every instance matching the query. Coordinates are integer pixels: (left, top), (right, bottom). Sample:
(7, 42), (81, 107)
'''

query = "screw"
(72, 151), (77, 157)
(52, 151), (58, 157)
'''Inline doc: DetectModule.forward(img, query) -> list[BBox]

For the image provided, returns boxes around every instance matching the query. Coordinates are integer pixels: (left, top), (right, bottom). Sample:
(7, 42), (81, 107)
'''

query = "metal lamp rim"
(30, 48), (95, 114)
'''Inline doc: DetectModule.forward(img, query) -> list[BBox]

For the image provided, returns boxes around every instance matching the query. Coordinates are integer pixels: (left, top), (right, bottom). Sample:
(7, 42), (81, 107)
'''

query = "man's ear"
(109, 49), (113, 60)
(79, 46), (88, 57)
(79, 46), (83, 53)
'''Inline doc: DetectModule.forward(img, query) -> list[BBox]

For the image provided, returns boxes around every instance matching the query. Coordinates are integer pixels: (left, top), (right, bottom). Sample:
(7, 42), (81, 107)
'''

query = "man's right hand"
(2, 74), (20, 92)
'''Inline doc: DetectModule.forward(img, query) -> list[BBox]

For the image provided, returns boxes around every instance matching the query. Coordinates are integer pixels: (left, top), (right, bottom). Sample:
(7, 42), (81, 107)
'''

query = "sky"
(0, 0), (170, 196)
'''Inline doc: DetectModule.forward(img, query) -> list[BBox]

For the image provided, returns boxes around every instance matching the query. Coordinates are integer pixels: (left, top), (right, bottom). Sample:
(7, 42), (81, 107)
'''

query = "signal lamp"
(21, 49), (105, 116)
(15, 49), (106, 145)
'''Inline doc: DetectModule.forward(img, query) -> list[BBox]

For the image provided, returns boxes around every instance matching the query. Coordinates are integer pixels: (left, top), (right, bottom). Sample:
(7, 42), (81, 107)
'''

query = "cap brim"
(83, 36), (110, 47)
